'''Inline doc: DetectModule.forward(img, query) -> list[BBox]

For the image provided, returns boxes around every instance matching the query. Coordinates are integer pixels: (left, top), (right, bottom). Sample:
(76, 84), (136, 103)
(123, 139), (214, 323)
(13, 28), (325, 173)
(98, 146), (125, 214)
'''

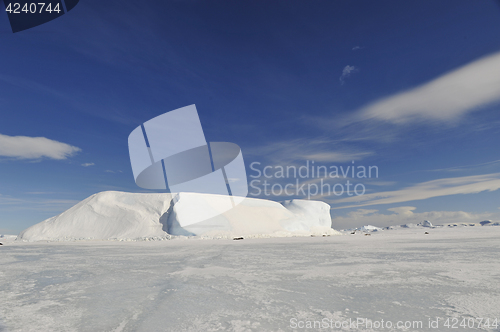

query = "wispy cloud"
(245, 138), (372, 164)
(25, 192), (56, 195)
(0, 229), (18, 235)
(0, 193), (80, 212)
(81, 163), (95, 167)
(0, 194), (25, 205)
(300, 151), (373, 162)
(425, 159), (500, 173)
(331, 173), (500, 208)
(0, 134), (80, 160)
(369, 181), (397, 186)
(331, 206), (494, 229)
(355, 51), (500, 124)
(339, 65), (359, 85)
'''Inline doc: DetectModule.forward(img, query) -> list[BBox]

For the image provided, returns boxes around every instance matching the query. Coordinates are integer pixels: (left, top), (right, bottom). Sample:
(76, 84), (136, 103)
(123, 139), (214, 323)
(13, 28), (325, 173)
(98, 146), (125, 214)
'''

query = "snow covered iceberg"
(18, 191), (171, 241)
(18, 191), (339, 241)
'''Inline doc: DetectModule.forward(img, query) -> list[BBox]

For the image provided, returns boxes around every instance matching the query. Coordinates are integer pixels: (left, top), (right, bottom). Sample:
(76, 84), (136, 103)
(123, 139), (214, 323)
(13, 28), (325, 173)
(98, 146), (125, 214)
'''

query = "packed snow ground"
(1, 226), (500, 332)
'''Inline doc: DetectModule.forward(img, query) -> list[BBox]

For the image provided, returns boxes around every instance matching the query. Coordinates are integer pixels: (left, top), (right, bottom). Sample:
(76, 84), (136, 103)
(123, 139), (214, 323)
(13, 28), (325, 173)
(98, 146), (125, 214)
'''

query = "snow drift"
(18, 191), (172, 241)
(18, 191), (339, 241)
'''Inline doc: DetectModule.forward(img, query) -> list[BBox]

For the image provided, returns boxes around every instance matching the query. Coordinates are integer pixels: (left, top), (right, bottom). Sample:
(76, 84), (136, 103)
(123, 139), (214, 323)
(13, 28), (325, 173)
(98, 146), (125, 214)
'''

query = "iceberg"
(18, 191), (339, 241)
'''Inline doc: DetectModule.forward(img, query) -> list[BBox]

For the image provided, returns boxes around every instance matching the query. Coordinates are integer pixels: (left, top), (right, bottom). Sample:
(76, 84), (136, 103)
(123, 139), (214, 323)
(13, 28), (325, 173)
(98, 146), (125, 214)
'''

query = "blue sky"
(1, 0), (500, 233)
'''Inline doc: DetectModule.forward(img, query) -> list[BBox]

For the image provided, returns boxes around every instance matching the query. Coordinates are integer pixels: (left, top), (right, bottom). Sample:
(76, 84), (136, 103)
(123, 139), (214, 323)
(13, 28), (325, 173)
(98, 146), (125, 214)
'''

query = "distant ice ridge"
(342, 221), (438, 232)
(18, 191), (340, 242)
(341, 225), (383, 232)
(0, 235), (17, 240)
(421, 220), (433, 227)
(478, 220), (500, 226)
(342, 219), (499, 233)
(0, 235), (17, 243)
(359, 225), (382, 231)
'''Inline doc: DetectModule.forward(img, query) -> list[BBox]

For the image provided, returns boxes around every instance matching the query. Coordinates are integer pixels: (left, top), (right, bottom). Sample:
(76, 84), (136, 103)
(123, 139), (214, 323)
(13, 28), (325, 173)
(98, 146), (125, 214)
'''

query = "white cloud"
(0, 134), (80, 160)
(356, 51), (500, 124)
(339, 65), (359, 85)
(331, 173), (500, 208)
(81, 163), (95, 167)
(331, 206), (494, 229)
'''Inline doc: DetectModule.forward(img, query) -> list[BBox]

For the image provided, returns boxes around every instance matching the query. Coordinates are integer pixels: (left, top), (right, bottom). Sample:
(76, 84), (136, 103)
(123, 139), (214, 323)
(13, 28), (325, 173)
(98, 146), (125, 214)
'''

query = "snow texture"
(18, 191), (338, 242)
(1, 226), (499, 331)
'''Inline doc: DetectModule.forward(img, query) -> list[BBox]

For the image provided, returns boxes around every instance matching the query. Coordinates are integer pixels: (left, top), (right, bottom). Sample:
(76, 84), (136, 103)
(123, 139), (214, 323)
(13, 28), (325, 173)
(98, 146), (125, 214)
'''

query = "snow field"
(1, 226), (499, 331)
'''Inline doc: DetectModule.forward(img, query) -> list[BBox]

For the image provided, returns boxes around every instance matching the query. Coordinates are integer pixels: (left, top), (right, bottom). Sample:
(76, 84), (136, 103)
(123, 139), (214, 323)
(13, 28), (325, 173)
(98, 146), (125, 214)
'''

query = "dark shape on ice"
(233, 237), (244, 240)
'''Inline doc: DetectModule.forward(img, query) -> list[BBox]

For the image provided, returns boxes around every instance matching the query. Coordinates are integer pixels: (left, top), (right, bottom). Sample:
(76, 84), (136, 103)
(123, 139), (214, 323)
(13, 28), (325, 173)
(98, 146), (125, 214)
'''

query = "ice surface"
(1, 226), (499, 331)
(17, 191), (339, 241)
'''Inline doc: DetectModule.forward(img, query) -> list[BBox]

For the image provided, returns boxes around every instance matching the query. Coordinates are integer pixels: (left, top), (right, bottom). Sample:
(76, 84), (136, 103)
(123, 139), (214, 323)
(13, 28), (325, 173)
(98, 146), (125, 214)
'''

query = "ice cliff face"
(18, 191), (338, 241)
